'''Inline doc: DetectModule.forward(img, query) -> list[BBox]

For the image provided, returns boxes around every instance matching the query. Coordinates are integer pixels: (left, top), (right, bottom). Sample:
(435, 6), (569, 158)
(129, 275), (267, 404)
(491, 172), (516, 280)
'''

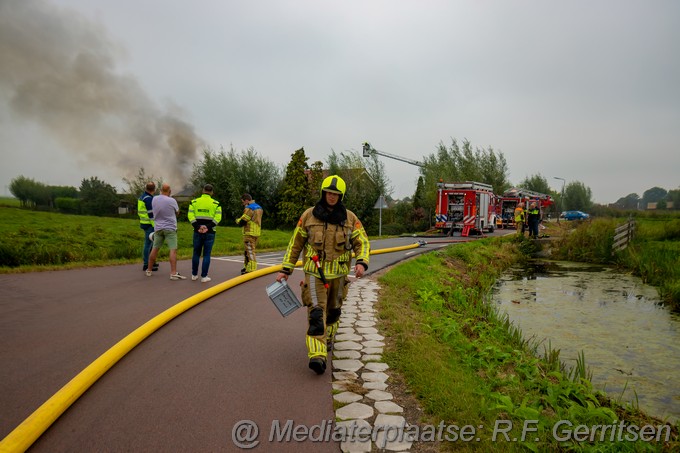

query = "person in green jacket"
(188, 184), (222, 283)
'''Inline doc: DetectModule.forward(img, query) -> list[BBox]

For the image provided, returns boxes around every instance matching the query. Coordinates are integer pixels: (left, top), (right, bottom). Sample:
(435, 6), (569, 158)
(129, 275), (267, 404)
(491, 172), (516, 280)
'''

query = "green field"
(623, 218), (680, 307)
(0, 196), (21, 208)
(0, 207), (293, 272)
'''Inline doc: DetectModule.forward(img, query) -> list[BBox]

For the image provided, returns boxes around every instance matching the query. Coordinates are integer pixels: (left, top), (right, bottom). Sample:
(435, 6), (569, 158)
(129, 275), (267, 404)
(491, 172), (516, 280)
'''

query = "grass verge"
(619, 219), (680, 308)
(0, 206), (292, 272)
(377, 236), (679, 452)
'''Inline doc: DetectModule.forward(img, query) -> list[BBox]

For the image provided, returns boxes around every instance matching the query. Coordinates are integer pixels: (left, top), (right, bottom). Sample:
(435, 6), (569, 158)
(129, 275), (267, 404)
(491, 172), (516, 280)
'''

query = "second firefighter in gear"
(514, 202), (525, 236)
(275, 175), (370, 375)
(236, 193), (263, 274)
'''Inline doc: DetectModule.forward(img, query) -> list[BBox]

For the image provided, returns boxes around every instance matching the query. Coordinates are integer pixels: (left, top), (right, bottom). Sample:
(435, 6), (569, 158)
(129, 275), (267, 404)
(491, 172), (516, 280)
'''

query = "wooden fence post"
(613, 215), (636, 253)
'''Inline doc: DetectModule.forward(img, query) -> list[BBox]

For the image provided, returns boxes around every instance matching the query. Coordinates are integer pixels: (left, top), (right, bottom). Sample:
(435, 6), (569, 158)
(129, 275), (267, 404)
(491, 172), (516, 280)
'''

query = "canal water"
(492, 260), (680, 423)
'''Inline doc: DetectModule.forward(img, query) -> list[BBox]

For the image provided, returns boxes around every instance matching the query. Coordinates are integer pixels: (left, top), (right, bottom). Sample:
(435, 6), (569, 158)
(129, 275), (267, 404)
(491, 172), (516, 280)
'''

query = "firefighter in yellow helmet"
(276, 175), (370, 375)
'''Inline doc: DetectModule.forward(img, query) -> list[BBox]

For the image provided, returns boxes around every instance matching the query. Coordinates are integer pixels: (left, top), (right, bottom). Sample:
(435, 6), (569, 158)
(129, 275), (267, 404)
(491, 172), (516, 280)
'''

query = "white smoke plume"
(0, 0), (202, 186)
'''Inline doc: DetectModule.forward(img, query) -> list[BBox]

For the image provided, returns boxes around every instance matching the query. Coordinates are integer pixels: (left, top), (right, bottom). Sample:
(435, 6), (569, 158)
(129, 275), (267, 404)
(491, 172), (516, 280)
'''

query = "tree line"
(10, 139), (675, 234)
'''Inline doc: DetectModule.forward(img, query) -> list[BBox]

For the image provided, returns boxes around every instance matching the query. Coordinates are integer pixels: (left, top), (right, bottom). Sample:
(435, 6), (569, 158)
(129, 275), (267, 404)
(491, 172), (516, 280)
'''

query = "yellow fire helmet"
(320, 175), (346, 200)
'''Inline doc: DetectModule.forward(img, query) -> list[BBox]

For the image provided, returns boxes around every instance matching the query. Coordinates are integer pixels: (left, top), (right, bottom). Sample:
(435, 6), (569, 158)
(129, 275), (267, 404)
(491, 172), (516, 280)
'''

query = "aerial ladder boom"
(362, 142), (425, 168)
(503, 187), (552, 200)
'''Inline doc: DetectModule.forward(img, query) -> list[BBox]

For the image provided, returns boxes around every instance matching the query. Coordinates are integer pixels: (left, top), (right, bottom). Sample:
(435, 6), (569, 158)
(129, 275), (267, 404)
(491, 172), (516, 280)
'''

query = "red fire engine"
(435, 181), (497, 236)
(496, 187), (554, 229)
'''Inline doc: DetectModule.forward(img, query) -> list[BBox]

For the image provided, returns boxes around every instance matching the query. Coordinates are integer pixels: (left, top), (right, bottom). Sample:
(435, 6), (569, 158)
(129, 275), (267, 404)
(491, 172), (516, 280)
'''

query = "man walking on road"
(235, 193), (262, 275)
(275, 175), (370, 375)
(138, 181), (159, 272)
(147, 183), (186, 280)
(188, 184), (222, 283)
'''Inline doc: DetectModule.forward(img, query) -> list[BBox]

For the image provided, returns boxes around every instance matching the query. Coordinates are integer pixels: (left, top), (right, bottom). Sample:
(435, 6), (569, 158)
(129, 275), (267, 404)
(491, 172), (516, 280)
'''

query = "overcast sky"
(1, 0), (678, 203)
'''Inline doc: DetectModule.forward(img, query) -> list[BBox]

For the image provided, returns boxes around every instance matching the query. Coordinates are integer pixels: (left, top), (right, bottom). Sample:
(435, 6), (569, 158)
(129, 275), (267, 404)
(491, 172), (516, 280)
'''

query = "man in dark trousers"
(137, 181), (158, 272)
(526, 202), (541, 239)
(188, 184), (222, 283)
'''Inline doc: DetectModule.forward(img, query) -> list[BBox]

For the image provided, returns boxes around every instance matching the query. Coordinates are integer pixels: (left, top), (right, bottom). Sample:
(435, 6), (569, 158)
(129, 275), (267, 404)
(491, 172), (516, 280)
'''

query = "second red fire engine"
(435, 181), (497, 237)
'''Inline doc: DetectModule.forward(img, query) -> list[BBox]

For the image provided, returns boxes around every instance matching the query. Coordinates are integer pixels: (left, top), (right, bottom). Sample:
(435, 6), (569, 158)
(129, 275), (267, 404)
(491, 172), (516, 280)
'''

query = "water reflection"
(493, 260), (680, 423)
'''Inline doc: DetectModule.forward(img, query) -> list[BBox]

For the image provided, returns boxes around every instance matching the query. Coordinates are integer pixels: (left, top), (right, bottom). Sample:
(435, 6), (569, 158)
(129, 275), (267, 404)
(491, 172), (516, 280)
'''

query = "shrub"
(380, 223), (405, 236)
(554, 219), (616, 264)
(55, 197), (81, 214)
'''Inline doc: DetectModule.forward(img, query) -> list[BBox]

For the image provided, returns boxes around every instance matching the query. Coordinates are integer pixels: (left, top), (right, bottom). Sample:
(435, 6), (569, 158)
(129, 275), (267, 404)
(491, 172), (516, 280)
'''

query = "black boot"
(308, 357), (326, 375)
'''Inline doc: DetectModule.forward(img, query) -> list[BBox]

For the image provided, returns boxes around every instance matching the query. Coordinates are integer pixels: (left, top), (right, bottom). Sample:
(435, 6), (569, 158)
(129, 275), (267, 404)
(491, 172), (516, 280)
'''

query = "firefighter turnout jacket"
(188, 194), (222, 233)
(236, 202), (263, 237)
(281, 207), (370, 280)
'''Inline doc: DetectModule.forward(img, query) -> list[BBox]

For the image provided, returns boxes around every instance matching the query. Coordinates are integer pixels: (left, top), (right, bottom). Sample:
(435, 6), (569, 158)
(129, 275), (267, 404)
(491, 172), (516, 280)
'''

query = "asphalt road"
(0, 234), (490, 452)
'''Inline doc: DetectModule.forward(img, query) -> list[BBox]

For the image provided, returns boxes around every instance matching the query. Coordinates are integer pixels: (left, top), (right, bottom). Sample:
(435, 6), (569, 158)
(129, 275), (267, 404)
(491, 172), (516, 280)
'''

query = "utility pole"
(373, 194), (388, 237)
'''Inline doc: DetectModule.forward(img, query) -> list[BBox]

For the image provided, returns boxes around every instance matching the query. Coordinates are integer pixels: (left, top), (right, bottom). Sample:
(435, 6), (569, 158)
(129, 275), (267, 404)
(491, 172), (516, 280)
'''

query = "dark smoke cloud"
(0, 0), (202, 185)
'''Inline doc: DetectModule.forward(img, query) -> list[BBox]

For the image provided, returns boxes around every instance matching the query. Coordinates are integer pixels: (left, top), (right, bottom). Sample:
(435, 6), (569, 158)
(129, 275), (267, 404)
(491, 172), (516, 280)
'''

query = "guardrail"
(613, 217), (636, 252)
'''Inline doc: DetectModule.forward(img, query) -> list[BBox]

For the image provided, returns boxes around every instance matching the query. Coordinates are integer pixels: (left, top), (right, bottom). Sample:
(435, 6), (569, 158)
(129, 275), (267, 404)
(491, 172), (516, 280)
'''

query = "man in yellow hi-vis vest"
(275, 175), (370, 375)
(137, 181), (158, 272)
(236, 193), (263, 274)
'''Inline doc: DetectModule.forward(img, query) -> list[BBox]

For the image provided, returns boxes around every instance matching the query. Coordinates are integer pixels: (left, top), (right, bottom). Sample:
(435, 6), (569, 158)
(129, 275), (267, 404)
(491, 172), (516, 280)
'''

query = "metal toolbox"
(265, 279), (302, 317)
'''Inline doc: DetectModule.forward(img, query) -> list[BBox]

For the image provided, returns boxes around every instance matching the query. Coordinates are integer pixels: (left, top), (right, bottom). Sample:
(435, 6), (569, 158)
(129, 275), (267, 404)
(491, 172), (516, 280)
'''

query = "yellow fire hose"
(0, 242), (422, 452)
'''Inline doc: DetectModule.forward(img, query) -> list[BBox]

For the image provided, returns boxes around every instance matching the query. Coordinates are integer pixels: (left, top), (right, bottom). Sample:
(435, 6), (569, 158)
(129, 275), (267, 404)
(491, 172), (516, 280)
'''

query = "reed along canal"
(492, 260), (680, 423)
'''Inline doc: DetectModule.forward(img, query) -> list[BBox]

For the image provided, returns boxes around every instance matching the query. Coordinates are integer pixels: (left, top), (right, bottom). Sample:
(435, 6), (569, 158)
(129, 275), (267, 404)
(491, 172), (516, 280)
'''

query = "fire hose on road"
(0, 242), (424, 453)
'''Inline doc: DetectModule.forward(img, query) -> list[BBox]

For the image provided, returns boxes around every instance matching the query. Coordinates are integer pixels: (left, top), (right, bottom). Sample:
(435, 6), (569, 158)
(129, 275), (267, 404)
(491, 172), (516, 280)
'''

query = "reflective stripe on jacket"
(514, 207), (524, 223)
(281, 207), (370, 280)
(188, 194), (222, 233)
(527, 208), (540, 223)
(138, 192), (154, 226)
(236, 202), (263, 237)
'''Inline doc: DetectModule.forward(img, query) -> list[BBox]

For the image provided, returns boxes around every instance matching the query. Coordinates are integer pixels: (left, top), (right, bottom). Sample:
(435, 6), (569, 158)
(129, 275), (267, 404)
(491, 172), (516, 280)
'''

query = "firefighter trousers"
(301, 273), (349, 360)
(242, 235), (258, 272)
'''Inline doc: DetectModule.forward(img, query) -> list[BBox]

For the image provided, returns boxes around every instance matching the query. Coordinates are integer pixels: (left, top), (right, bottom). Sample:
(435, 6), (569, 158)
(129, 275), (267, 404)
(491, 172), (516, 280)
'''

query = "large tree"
(563, 181), (593, 212)
(9, 176), (48, 208)
(9, 175), (77, 209)
(641, 186), (668, 209)
(420, 138), (510, 212)
(278, 148), (311, 226)
(613, 193), (641, 210)
(123, 168), (162, 205)
(518, 174), (552, 195)
(667, 188), (680, 210)
(307, 160), (325, 206)
(413, 176), (427, 210)
(191, 145), (281, 226)
(79, 177), (119, 216)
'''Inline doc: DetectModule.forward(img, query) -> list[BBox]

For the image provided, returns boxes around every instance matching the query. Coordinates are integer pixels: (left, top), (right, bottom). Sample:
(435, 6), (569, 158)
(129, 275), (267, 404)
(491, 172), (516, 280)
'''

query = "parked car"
(560, 210), (590, 221)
